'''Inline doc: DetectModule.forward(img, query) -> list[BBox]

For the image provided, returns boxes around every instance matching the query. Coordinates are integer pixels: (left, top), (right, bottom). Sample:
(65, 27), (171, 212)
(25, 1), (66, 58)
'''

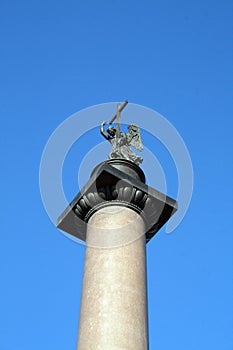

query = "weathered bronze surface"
(100, 102), (143, 165)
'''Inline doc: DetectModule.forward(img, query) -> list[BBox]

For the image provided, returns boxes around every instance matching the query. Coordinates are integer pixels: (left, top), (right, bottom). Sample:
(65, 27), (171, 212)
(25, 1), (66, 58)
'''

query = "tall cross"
(116, 103), (121, 139)
(109, 100), (128, 135)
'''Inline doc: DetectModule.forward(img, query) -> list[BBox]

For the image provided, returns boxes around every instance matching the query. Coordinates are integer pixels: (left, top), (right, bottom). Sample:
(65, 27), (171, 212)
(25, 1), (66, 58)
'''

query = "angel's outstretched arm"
(100, 121), (111, 141)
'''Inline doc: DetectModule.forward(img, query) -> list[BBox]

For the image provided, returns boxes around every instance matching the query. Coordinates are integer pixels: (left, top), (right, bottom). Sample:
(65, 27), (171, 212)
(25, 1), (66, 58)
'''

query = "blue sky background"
(1, 0), (232, 349)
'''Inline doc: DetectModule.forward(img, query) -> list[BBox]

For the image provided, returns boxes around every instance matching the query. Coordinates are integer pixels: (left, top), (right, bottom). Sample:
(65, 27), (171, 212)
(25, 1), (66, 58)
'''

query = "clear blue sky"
(1, 0), (232, 349)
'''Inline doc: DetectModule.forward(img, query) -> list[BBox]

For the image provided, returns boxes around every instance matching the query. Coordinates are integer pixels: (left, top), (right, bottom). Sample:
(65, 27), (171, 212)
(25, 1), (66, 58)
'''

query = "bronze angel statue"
(100, 101), (143, 165)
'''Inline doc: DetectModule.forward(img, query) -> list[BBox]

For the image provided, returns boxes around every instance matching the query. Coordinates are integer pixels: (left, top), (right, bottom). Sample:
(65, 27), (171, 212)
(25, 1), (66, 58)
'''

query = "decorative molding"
(57, 160), (177, 243)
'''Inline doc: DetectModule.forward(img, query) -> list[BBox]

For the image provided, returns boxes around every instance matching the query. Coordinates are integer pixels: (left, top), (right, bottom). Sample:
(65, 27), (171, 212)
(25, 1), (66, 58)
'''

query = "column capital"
(57, 159), (177, 243)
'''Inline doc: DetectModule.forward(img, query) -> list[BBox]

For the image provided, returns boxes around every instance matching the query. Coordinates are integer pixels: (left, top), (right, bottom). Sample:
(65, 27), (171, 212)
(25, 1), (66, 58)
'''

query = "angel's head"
(107, 126), (116, 137)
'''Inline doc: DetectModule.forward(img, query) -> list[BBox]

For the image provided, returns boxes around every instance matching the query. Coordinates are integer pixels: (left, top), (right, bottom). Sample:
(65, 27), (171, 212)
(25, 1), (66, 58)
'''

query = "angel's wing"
(127, 124), (143, 151)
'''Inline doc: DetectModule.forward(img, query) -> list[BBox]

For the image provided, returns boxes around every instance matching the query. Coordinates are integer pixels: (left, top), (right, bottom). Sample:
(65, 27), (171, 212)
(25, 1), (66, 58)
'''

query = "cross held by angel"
(100, 101), (143, 165)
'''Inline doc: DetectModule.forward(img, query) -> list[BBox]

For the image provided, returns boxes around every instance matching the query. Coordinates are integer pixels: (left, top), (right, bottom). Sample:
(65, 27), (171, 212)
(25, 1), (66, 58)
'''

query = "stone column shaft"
(77, 206), (148, 350)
